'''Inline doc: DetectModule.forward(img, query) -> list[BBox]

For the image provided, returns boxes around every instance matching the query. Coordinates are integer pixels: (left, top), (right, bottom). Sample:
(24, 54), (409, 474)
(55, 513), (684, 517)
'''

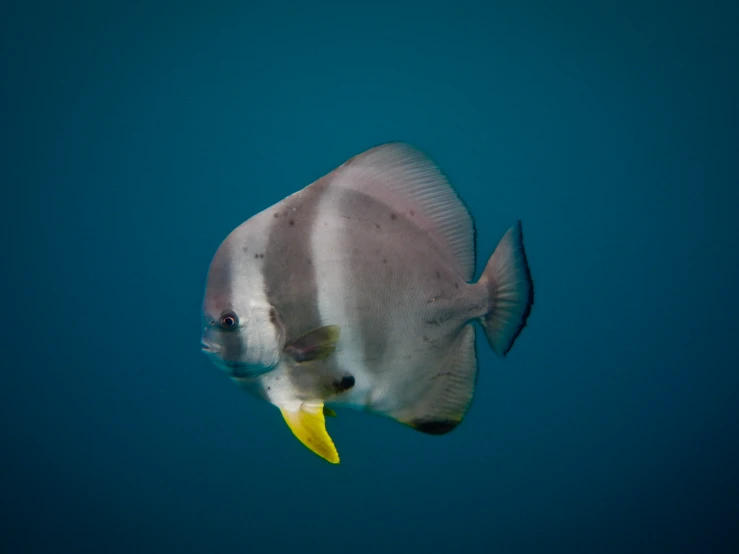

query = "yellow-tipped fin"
(280, 403), (340, 464)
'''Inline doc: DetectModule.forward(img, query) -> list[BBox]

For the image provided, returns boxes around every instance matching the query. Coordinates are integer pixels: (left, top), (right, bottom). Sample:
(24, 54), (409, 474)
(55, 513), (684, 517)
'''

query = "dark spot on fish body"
(374, 223), (381, 229)
(333, 375), (355, 392)
(455, 283), (459, 289)
(411, 419), (459, 435)
(274, 212), (279, 218)
(390, 213), (397, 220)
(254, 254), (259, 259)
(289, 219), (295, 226)
(436, 271), (441, 279)
(382, 258), (387, 265)
(409, 209), (415, 216)
(269, 307), (278, 325)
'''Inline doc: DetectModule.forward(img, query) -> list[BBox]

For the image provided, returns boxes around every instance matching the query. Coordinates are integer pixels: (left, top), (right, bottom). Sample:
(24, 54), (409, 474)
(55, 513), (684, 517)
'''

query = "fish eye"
(219, 311), (239, 330)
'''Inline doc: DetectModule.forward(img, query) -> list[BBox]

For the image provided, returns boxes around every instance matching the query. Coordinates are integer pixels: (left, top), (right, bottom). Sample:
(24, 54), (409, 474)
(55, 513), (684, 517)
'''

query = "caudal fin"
(479, 221), (534, 356)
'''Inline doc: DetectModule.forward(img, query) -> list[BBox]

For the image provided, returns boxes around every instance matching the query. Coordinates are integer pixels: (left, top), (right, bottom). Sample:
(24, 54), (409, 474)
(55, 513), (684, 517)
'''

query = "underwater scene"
(4, 1), (738, 552)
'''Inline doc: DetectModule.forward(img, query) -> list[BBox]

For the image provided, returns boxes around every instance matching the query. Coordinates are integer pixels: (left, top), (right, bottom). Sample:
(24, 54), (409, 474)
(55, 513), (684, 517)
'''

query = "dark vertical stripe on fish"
(262, 178), (342, 397)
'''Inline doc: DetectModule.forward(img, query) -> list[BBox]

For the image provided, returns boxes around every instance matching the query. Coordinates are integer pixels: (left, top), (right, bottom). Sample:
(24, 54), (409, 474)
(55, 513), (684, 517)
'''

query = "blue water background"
(3, 1), (738, 552)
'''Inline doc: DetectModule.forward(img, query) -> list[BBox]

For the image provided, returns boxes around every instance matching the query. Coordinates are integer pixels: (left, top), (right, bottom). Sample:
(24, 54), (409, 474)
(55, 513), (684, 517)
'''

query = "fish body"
(202, 143), (534, 463)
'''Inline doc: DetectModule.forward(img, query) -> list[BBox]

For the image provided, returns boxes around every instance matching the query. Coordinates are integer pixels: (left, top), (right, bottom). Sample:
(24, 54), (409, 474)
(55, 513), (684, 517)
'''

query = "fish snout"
(200, 322), (222, 354)
(201, 340), (220, 354)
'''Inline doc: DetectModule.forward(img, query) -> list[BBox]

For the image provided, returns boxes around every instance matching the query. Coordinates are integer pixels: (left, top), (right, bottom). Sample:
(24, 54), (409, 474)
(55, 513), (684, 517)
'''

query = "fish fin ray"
(284, 325), (341, 362)
(479, 220), (534, 356)
(333, 142), (475, 280)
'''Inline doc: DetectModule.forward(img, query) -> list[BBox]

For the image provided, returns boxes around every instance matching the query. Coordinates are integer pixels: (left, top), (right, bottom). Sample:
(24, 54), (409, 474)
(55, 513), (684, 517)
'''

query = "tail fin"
(479, 221), (534, 356)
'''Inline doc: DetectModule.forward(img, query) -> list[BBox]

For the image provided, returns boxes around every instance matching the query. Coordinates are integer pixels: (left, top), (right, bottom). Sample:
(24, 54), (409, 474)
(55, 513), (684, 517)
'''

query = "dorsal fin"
(330, 143), (476, 280)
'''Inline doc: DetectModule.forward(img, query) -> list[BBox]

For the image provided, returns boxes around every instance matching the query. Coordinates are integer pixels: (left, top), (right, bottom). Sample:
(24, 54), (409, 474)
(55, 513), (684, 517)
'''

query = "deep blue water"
(3, 1), (739, 552)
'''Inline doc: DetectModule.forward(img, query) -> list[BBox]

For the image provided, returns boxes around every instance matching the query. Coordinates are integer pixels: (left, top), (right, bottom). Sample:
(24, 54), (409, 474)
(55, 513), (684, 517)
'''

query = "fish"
(201, 142), (534, 464)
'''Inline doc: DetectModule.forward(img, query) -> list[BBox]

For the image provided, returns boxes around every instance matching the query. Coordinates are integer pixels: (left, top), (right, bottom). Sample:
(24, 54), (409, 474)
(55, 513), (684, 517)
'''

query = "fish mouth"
(201, 341), (220, 355)
(200, 344), (271, 379)
(200, 346), (247, 376)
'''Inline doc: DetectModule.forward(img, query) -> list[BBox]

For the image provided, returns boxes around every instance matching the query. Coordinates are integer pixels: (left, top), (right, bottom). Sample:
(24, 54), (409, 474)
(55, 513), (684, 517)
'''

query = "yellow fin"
(280, 403), (340, 464)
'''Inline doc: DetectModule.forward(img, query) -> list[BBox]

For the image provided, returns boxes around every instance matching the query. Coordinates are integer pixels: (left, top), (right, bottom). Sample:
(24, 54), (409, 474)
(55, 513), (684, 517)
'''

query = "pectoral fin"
(280, 402), (340, 464)
(284, 325), (341, 363)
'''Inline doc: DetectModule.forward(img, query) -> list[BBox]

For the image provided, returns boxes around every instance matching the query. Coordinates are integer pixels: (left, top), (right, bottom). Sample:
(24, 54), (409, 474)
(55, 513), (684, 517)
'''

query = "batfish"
(201, 143), (534, 463)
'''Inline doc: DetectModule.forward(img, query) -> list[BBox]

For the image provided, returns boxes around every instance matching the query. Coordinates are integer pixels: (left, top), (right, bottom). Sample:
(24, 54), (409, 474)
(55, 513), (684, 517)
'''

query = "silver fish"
(201, 143), (534, 463)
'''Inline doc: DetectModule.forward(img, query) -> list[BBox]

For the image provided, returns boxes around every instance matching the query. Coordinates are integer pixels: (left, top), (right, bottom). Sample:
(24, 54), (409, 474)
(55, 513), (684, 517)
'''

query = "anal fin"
(394, 324), (478, 434)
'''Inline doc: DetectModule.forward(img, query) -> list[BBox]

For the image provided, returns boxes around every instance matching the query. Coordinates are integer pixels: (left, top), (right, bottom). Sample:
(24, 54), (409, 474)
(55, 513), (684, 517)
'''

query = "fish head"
(201, 222), (281, 377)
(200, 301), (254, 377)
